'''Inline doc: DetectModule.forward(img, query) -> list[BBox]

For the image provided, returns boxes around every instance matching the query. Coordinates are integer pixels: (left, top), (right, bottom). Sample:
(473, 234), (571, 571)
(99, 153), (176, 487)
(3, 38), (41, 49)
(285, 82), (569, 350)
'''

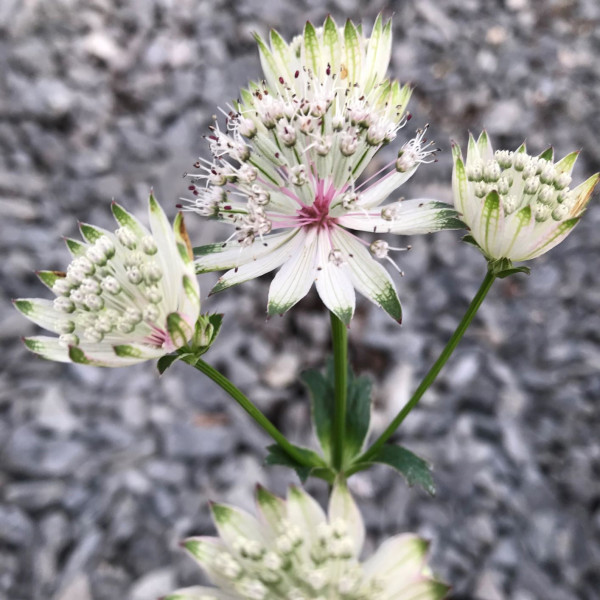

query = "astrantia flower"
(14, 194), (200, 367)
(167, 481), (449, 600)
(452, 131), (599, 262)
(188, 15), (462, 324)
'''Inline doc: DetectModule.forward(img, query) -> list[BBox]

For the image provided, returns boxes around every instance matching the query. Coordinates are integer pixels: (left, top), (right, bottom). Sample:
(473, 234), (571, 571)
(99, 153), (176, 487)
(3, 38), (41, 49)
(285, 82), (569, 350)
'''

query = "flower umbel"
(452, 131), (599, 263)
(15, 194), (200, 367)
(188, 15), (462, 324)
(167, 480), (449, 600)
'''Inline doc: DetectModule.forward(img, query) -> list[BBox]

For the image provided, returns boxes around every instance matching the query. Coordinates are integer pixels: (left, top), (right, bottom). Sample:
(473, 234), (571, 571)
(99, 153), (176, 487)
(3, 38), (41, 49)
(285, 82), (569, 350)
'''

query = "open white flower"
(15, 194), (200, 367)
(167, 480), (449, 600)
(452, 131), (599, 262)
(188, 15), (462, 324)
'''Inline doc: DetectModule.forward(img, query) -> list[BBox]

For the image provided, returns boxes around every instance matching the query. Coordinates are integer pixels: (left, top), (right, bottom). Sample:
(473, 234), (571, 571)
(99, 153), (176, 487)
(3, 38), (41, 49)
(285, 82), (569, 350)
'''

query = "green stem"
(183, 356), (312, 468)
(330, 312), (348, 471)
(356, 270), (497, 466)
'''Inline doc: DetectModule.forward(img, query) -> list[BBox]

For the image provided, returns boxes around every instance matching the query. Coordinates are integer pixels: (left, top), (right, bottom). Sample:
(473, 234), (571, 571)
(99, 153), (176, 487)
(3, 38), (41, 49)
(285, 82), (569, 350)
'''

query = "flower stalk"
(330, 312), (349, 471)
(354, 269), (497, 469)
(183, 356), (314, 469)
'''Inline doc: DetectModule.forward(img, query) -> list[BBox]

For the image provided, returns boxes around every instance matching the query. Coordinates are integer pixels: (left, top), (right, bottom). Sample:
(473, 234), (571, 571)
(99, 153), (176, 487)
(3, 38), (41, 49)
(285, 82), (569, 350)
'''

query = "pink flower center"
(295, 178), (340, 230)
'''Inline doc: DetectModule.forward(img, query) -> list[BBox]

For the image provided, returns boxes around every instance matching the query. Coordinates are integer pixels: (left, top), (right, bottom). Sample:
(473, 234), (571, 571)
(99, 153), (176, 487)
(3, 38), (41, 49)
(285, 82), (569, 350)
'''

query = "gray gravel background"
(1, 1), (600, 599)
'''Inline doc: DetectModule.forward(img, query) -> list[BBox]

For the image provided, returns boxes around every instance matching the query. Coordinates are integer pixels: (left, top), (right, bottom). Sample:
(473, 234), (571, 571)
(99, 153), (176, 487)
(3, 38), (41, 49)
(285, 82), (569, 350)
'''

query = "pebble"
(2, 1), (600, 599)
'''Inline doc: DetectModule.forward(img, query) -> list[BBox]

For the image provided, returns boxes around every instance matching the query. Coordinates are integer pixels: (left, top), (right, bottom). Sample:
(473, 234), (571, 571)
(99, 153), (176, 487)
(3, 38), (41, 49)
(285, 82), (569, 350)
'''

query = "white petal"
(350, 168), (419, 211)
(388, 580), (449, 600)
(211, 503), (268, 548)
(149, 193), (182, 309)
(338, 199), (462, 235)
(111, 202), (150, 238)
(286, 485), (327, 551)
(69, 343), (163, 367)
(328, 479), (365, 558)
(514, 217), (579, 261)
(255, 486), (287, 536)
(14, 299), (62, 333)
(363, 533), (428, 585)
(195, 230), (299, 273)
(477, 130), (493, 161)
(314, 230), (355, 325)
(211, 232), (302, 294)
(180, 537), (239, 594)
(332, 229), (402, 322)
(267, 228), (317, 316)
(23, 336), (70, 363)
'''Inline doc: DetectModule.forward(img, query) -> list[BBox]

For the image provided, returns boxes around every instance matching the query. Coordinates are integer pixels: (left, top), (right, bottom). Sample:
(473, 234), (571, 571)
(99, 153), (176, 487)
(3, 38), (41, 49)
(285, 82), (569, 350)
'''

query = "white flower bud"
(141, 236), (157, 255)
(101, 276), (121, 295)
(239, 117), (257, 138)
(339, 129), (358, 156)
(52, 278), (72, 297)
(85, 294), (104, 311)
(53, 296), (75, 313)
(58, 333), (79, 347)
(143, 304), (159, 322)
(84, 327), (103, 343)
(116, 227), (137, 249)
(554, 172), (571, 190)
(483, 160), (501, 182)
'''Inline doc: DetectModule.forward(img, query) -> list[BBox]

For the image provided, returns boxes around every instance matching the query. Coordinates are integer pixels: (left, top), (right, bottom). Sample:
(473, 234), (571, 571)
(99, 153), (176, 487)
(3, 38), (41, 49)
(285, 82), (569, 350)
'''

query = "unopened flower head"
(186, 15), (462, 324)
(14, 194), (200, 367)
(452, 131), (599, 262)
(166, 480), (449, 600)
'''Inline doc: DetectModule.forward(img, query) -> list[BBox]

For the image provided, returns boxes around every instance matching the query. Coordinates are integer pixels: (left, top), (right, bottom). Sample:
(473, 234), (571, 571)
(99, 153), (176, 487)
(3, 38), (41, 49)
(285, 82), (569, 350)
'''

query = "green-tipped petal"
(64, 237), (86, 257)
(302, 21), (321, 77)
(78, 222), (107, 244)
(363, 533), (429, 585)
(36, 270), (66, 290)
(332, 229), (402, 323)
(267, 229), (316, 317)
(477, 130), (493, 161)
(111, 201), (147, 238)
(255, 485), (288, 535)
(323, 15), (341, 76)
(344, 19), (362, 84)
(313, 230), (355, 326)
(23, 336), (69, 362)
(570, 172), (599, 215)
(210, 503), (266, 548)
(554, 150), (579, 175)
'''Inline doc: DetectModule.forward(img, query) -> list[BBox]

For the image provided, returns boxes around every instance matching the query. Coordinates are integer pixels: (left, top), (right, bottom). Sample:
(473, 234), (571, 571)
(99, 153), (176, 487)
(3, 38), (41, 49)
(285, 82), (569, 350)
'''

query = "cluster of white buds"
(190, 15), (462, 325)
(166, 481), (448, 600)
(466, 150), (575, 222)
(452, 131), (599, 262)
(16, 195), (200, 367)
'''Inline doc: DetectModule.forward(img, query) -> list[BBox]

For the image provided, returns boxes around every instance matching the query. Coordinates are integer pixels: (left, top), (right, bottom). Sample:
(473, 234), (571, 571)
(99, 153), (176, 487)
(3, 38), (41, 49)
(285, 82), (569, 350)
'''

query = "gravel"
(2, 1), (600, 599)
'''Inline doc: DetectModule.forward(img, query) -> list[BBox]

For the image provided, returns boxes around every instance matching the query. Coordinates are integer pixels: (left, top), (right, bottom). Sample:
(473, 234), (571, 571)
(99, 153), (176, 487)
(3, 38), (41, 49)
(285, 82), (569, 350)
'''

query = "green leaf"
(363, 444), (435, 496)
(495, 266), (531, 279)
(461, 234), (481, 249)
(157, 352), (182, 375)
(301, 367), (333, 460)
(264, 444), (331, 483)
(344, 370), (372, 461)
(301, 357), (372, 466)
